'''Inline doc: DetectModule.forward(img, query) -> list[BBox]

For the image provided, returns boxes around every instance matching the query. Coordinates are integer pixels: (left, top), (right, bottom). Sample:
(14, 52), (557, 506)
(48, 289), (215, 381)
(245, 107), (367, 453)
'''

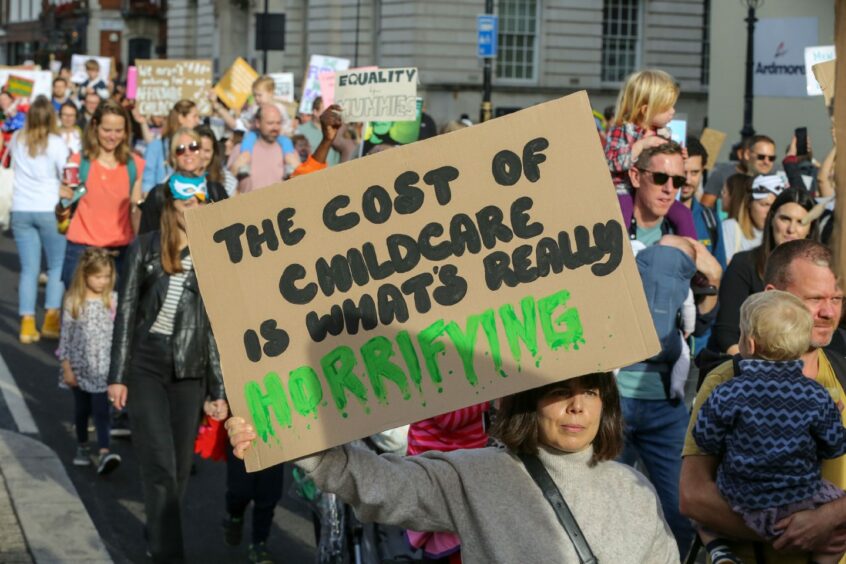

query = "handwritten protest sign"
(6, 75), (33, 98)
(813, 59), (836, 107)
(0, 69), (50, 99)
(185, 91), (660, 472)
(136, 60), (212, 116)
(299, 55), (350, 115)
(214, 58), (259, 111)
(269, 72), (294, 102)
(699, 128), (727, 170)
(70, 55), (111, 85)
(334, 67), (418, 122)
(805, 46), (835, 96)
(319, 66), (377, 108)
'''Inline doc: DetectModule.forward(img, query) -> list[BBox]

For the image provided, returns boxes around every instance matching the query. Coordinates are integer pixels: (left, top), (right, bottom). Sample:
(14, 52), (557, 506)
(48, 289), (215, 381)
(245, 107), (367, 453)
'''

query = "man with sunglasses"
(616, 141), (723, 556)
(701, 135), (778, 209)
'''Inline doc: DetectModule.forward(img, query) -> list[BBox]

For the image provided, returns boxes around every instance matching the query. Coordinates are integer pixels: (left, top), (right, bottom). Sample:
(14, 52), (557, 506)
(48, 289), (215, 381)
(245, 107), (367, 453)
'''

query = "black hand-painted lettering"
(362, 185), (393, 224)
(277, 208), (305, 245)
(246, 219), (279, 258)
(511, 196), (543, 239)
(401, 273), (435, 314)
(278, 263), (318, 305)
(483, 251), (518, 290)
(422, 166), (459, 205)
(476, 205), (514, 249)
(433, 264), (468, 306)
(591, 220), (624, 276)
(449, 214), (482, 256)
(522, 137), (549, 182)
(243, 329), (262, 362)
(386, 234), (421, 273)
(491, 149), (522, 186)
(260, 319), (289, 357)
(394, 171), (424, 214)
(323, 195), (361, 232)
(213, 223), (246, 264)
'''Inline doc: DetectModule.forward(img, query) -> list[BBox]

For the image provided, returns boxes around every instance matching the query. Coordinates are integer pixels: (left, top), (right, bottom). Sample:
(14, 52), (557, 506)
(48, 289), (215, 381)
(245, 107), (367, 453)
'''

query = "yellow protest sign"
(214, 58), (259, 112)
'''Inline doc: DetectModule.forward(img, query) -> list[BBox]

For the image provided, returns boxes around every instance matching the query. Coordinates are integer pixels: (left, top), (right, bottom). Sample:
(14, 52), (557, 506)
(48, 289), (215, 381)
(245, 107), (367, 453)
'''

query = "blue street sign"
(477, 14), (498, 58)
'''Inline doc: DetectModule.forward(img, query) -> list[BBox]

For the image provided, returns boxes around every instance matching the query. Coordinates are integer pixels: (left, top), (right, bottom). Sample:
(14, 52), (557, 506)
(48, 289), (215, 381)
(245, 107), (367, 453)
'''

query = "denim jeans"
(62, 241), (128, 290)
(11, 211), (66, 316)
(618, 397), (695, 557)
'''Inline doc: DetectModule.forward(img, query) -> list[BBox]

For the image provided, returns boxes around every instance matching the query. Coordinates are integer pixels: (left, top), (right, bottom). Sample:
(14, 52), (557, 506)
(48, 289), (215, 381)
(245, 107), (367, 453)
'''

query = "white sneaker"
(97, 452), (121, 476)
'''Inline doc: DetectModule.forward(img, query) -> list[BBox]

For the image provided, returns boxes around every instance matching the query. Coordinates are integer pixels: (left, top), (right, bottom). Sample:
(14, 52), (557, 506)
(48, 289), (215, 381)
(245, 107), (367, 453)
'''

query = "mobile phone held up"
(795, 127), (808, 156)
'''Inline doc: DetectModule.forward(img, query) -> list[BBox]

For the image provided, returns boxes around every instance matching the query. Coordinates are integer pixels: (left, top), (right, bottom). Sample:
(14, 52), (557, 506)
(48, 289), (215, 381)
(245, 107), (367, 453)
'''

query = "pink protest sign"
(126, 66), (137, 99)
(318, 66), (377, 108)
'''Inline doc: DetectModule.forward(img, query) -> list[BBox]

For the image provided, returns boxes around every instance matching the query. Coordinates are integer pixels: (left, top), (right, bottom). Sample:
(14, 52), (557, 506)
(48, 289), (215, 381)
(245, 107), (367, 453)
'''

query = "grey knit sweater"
(297, 444), (679, 563)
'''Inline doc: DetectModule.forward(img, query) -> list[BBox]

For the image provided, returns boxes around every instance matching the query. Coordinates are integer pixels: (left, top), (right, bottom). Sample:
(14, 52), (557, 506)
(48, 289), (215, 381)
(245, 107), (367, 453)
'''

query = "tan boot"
(41, 309), (61, 339)
(19, 316), (40, 344)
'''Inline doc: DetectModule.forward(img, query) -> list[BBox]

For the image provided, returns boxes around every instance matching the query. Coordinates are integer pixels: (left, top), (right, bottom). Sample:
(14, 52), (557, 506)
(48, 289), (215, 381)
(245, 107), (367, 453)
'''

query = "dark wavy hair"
(752, 187), (818, 280)
(491, 372), (623, 466)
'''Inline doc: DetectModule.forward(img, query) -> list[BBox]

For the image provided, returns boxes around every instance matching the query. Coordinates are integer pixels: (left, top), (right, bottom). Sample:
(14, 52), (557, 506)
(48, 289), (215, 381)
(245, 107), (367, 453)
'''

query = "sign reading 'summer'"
(185, 91), (660, 472)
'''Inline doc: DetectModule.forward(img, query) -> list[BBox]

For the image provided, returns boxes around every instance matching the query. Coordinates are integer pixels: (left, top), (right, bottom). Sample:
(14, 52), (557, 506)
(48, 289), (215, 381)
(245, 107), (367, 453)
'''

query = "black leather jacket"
(108, 231), (225, 400)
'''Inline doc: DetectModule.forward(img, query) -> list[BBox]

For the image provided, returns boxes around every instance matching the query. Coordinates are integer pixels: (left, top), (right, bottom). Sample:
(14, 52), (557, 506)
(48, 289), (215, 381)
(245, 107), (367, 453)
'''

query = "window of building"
(601, 0), (642, 84)
(496, 0), (539, 82)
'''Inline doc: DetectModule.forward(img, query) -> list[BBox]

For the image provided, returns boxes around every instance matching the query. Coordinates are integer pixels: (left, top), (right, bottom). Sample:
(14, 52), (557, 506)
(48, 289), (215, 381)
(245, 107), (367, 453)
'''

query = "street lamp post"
(740, 0), (763, 141)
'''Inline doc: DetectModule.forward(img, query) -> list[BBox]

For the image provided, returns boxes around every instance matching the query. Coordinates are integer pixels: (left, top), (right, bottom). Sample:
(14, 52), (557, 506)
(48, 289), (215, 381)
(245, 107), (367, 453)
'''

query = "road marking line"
(0, 351), (38, 434)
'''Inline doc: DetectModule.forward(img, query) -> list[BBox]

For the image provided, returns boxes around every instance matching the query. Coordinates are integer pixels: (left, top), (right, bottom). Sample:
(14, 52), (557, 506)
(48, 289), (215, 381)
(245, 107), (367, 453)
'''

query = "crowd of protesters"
(4, 58), (845, 564)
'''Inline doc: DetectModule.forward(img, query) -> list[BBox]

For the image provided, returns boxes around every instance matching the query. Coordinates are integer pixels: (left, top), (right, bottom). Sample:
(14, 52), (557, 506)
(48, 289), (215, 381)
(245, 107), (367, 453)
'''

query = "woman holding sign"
(227, 373), (678, 563)
(108, 178), (227, 563)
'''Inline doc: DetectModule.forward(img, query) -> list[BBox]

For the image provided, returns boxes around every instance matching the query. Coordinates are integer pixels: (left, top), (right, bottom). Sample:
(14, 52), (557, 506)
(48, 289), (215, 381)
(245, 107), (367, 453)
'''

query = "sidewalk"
(0, 430), (111, 563)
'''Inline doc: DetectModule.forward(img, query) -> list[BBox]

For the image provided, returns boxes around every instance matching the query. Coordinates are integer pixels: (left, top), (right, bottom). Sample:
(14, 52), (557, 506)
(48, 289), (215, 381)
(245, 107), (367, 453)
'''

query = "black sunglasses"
(752, 153), (777, 163)
(175, 141), (200, 156)
(637, 168), (686, 189)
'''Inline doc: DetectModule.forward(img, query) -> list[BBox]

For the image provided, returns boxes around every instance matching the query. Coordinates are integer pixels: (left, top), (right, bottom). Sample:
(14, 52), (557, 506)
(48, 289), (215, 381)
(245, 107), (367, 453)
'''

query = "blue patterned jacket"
(693, 359), (846, 510)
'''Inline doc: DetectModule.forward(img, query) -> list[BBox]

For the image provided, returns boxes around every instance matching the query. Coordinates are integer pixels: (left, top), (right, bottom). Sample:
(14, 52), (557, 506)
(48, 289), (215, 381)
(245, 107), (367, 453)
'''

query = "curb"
(0, 429), (111, 563)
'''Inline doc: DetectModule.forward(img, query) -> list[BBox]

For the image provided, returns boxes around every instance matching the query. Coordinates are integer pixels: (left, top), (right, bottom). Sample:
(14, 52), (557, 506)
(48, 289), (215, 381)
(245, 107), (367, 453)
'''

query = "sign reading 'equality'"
(333, 67), (418, 122)
(185, 91), (660, 472)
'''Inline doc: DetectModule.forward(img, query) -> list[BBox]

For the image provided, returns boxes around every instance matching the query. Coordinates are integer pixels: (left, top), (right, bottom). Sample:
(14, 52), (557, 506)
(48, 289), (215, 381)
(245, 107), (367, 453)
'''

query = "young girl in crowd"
(58, 247), (121, 475)
(606, 69), (694, 235)
(405, 403), (490, 563)
(694, 291), (846, 564)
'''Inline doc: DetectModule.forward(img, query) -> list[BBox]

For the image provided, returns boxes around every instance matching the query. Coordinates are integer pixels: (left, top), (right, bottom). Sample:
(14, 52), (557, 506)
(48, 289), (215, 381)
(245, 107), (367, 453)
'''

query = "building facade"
(245, 0), (710, 131)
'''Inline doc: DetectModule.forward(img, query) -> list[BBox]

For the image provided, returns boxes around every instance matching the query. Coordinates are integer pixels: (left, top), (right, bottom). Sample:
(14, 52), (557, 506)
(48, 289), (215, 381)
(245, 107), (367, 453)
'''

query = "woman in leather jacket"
(107, 149), (227, 563)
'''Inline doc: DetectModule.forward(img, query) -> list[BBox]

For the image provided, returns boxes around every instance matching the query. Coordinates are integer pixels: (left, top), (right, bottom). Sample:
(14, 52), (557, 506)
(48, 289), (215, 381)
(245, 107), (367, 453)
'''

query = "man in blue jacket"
(681, 137), (726, 270)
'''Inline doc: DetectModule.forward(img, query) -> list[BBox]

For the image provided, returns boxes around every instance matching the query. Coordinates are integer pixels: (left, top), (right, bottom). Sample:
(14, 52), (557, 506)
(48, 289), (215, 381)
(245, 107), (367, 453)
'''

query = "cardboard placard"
(135, 59), (213, 116)
(813, 59), (836, 107)
(699, 128), (727, 171)
(0, 69), (51, 99)
(805, 45), (836, 96)
(269, 72), (294, 102)
(185, 91), (660, 472)
(319, 66), (377, 108)
(334, 67), (418, 122)
(214, 58), (259, 112)
(70, 54), (111, 85)
(299, 55), (350, 115)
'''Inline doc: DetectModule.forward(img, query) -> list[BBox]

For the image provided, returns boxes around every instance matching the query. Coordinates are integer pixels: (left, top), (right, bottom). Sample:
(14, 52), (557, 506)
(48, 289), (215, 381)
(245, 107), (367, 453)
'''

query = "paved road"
(0, 230), (317, 563)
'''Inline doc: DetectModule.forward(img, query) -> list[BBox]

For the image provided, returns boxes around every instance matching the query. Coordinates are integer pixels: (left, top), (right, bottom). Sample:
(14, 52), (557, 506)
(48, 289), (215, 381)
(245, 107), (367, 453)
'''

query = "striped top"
(406, 403), (489, 456)
(149, 254), (193, 336)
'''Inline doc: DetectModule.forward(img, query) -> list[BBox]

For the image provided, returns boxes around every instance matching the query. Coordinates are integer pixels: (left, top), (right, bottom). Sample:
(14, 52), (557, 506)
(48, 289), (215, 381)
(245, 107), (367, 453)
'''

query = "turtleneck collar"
(536, 444), (595, 475)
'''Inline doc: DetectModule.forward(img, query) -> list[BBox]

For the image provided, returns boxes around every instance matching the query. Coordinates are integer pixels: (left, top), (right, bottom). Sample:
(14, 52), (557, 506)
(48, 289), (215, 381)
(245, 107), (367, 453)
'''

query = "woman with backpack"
(9, 95), (69, 343)
(60, 99), (144, 287)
